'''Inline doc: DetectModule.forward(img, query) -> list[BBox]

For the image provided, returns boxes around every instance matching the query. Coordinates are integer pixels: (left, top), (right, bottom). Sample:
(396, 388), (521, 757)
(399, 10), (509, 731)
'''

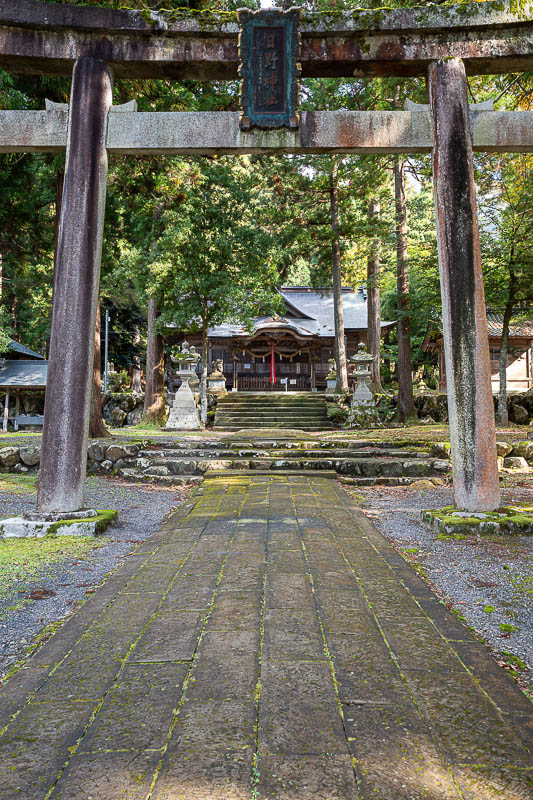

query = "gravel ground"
(354, 484), (533, 697)
(0, 476), (191, 679)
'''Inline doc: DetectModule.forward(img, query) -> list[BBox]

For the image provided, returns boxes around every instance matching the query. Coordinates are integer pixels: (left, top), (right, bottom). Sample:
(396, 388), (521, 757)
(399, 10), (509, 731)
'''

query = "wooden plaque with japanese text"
(238, 7), (301, 131)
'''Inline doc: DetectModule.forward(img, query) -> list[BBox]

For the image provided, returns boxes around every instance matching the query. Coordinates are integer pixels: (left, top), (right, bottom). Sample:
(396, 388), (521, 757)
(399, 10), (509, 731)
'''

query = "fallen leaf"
(26, 587), (56, 601)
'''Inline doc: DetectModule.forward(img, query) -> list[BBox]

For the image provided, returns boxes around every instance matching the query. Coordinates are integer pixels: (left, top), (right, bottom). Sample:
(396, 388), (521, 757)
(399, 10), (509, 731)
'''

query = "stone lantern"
(348, 342), (379, 427)
(166, 341), (201, 430)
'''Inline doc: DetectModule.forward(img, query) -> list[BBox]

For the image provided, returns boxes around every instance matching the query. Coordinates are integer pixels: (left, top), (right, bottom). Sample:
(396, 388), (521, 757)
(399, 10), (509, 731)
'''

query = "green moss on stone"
(422, 504), (533, 537)
(46, 510), (118, 536)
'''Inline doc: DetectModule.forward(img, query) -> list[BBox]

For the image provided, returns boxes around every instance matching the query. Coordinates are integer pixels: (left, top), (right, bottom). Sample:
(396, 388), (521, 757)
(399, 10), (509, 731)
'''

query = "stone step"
(143, 438), (435, 451)
(116, 469), (203, 486)
(227, 440), (434, 451)
(130, 456), (448, 478)
(215, 404), (328, 411)
(214, 392), (331, 432)
(215, 425), (332, 431)
(339, 476), (446, 487)
(205, 469), (339, 479)
(215, 418), (329, 424)
(216, 404), (327, 411)
(139, 447), (433, 460)
(216, 418), (329, 424)
(217, 409), (327, 414)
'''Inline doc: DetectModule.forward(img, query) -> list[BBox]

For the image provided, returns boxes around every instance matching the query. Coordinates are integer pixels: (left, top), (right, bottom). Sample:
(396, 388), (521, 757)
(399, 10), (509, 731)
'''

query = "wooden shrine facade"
(1, 0), (533, 513)
(174, 287), (396, 391)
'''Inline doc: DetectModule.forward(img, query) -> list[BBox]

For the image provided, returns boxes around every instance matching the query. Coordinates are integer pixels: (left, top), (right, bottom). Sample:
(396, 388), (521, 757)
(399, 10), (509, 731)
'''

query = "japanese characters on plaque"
(238, 7), (301, 131)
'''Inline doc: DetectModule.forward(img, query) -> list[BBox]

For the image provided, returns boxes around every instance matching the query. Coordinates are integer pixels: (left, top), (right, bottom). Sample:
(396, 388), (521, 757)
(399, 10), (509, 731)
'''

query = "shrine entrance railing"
(237, 375), (310, 392)
(237, 375), (311, 392)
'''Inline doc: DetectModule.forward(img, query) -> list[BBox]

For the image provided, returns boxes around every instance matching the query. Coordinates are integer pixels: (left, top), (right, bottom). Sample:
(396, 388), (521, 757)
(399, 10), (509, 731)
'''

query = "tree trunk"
(200, 323), (208, 425)
(330, 159), (348, 393)
(366, 198), (382, 392)
(52, 170), (64, 303)
(89, 302), (109, 438)
(496, 267), (517, 427)
(394, 157), (416, 422)
(131, 326), (142, 393)
(142, 296), (166, 426)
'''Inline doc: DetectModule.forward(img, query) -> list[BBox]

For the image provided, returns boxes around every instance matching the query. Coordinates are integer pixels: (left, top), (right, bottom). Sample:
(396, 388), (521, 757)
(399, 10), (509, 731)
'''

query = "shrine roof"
(208, 287), (395, 339)
(0, 360), (47, 387)
(2, 339), (45, 359)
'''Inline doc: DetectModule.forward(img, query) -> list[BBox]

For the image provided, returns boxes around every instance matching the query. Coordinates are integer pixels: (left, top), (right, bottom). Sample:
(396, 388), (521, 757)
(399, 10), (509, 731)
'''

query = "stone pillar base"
(0, 509), (117, 538)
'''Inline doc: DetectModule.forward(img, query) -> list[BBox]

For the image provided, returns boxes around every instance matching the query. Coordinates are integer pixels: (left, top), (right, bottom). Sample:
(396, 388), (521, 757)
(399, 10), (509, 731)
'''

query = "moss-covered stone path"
(0, 475), (531, 799)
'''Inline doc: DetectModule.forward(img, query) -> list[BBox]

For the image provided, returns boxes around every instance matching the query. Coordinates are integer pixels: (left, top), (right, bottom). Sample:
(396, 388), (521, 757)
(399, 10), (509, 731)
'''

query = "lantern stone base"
(166, 380), (201, 430)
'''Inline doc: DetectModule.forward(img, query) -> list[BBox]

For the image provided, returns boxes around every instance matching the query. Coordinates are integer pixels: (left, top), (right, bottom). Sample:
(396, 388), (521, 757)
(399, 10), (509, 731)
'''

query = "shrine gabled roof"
(3, 339), (45, 359)
(208, 287), (395, 339)
(0, 360), (48, 387)
(208, 316), (319, 338)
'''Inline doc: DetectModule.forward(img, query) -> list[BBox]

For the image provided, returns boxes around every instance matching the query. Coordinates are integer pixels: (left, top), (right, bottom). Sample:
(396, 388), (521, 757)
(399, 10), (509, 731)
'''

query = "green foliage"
(326, 404), (349, 424)
(0, 311), (11, 353)
(120, 156), (282, 336)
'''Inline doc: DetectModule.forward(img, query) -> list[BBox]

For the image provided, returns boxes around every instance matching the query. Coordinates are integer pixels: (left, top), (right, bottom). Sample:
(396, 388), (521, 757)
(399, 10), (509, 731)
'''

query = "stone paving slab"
(0, 474), (531, 799)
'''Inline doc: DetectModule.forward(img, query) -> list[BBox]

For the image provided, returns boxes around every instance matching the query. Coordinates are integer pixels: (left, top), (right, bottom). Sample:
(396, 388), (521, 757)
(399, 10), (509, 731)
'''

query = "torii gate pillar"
(429, 58), (500, 512)
(37, 57), (112, 513)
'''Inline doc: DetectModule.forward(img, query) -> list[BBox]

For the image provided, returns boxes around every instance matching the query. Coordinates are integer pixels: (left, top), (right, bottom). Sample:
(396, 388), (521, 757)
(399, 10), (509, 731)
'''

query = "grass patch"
(500, 650), (527, 673)
(511, 570), (533, 598)
(0, 536), (104, 601)
(0, 473), (38, 494)
(499, 623), (519, 634)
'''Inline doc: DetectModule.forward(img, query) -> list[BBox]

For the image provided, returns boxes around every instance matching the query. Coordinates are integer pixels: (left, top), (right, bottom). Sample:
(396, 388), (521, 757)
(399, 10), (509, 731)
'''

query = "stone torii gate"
(1, 0), (533, 515)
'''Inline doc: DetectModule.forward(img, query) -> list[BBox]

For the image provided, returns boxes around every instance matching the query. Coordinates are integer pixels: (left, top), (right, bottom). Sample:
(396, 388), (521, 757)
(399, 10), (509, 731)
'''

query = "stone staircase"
(106, 438), (450, 487)
(214, 392), (332, 431)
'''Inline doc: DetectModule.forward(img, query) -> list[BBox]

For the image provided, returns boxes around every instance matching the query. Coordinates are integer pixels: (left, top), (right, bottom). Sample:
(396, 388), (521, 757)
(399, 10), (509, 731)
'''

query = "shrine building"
(177, 287), (395, 392)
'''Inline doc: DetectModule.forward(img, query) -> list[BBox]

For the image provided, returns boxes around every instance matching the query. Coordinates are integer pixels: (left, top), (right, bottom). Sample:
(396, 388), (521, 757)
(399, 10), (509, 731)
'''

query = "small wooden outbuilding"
(423, 313), (533, 393)
(0, 340), (47, 430)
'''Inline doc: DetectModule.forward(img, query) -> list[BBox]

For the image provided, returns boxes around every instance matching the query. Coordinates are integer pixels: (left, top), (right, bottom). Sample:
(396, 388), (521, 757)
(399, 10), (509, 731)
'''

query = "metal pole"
(104, 308), (109, 393)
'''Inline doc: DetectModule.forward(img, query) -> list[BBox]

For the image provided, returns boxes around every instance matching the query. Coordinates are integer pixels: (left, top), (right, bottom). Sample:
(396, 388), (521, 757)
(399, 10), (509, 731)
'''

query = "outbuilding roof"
(208, 287), (395, 339)
(486, 311), (533, 338)
(423, 311), (533, 351)
(4, 339), (45, 359)
(0, 360), (48, 388)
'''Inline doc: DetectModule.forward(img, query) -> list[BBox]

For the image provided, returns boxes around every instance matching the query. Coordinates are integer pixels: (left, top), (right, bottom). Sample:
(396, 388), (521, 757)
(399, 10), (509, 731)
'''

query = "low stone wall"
(0, 441), (203, 485)
(414, 391), (533, 425)
(102, 392), (144, 427)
